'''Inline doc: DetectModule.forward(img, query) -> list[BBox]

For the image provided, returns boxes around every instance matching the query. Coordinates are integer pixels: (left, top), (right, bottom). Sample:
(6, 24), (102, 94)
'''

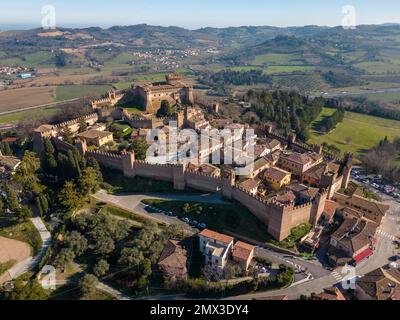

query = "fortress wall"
(86, 151), (124, 171)
(267, 205), (293, 241)
(56, 113), (99, 134)
(50, 137), (76, 153)
(133, 162), (175, 182)
(290, 203), (313, 226)
(231, 187), (270, 225)
(185, 172), (221, 192)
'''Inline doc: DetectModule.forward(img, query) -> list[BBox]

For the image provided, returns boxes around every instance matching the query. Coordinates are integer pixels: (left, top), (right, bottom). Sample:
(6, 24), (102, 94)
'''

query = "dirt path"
(0, 236), (31, 284)
(0, 236), (31, 264)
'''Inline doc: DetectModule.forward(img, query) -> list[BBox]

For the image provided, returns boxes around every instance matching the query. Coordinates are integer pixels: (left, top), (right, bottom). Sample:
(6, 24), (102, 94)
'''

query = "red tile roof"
(233, 241), (255, 261)
(199, 229), (234, 245)
(323, 200), (339, 219)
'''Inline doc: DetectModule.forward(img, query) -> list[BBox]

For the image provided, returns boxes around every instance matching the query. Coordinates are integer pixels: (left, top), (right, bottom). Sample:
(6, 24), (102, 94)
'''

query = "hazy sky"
(1, 0), (400, 29)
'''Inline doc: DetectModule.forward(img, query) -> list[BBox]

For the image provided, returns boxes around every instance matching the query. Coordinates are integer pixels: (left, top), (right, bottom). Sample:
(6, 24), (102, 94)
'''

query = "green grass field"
(0, 51), (54, 68)
(0, 107), (59, 124)
(54, 85), (111, 101)
(228, 65), (315, 75)
(309, 108), (400, 158)
(354, 61), (400, 74)
(252, 53), (304, 65)
(0, 216), (42, 256)
(361, 91), (400, 103)
(142, 199), (271, 243)
(264, 65), (315, 74)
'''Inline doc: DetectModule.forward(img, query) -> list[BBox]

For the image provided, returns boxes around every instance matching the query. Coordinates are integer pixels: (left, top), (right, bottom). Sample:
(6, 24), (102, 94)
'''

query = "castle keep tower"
(221, 167), (236, 200)
(340, 153), (353, 190)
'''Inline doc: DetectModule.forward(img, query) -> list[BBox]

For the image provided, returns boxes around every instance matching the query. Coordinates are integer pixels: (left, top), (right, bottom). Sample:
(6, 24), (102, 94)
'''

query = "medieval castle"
(32, 74), (354, 242)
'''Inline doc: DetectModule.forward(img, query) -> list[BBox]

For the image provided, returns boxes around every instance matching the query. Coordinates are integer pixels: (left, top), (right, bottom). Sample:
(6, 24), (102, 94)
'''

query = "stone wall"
(79, 148), (328, 241)
(86, 151), (124, 171)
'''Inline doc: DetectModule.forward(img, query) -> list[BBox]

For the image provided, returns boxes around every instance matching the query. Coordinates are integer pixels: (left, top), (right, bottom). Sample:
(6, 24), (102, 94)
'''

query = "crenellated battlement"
(56, 113), (98, 130)
(86, 150), (122, 159)
(186, 169), (221, 179)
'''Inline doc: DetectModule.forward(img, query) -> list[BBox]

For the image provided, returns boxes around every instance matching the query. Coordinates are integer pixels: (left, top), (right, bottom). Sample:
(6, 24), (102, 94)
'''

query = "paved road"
(228, 195), (400, 300)
(255, 247), (329, 280)
(93, 190), (328, 285)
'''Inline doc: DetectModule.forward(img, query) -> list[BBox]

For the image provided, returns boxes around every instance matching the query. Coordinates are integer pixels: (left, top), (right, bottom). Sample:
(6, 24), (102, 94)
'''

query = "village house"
(332, 191), (389, 225)
(356, 267), (400, 300)
(301, 161), (340, 188)
(313, 287), (346, 300)
(263, 166), (291, 191)
(327, 218), (378, 266)
(77, 130), (114, 147)
(0, 152), (21, 177)
(232, 241), (255, 272)
(199, 229), (234, 274)
(278, 151), (324, 178)
(157, 240), (189, 281)
(239, 178), (261, 196)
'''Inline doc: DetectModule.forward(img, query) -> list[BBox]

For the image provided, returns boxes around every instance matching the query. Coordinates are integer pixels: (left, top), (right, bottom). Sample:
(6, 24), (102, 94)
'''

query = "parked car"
(197, 223), (207, 229)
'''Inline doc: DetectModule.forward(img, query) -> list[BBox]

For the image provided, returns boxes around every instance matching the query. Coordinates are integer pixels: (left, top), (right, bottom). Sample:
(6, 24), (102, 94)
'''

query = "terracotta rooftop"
(332, 219), (377, 254)
(199, 229), (234, 245)
(313, 287), (346, 300)
(303, 161), (340, 180)
(281, 151), (323, 166)
(157, 240), (188, 278)
(334, 192), (390, 217)
(264, 166), (291, 182)
(240, 178), (261, 192)
(232, 241), (255, 261)
(323, 200), (339, 219)
(34, 124), (55, 133)
(357, 268), (400, 300)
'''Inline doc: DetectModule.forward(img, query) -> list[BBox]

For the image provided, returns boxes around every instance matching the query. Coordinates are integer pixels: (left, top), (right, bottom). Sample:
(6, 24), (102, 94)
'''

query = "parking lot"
(351, 167), (400, 202)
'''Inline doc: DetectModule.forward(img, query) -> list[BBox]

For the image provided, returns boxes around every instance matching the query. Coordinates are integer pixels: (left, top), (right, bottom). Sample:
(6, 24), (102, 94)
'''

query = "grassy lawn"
(0, 216), (42, 255)
(141, 199), (271, 243)
(54, 84), (111, 101)
(309, 108), (400, 158)
(110, 120), (133, 137)
(0, 260), (16, 276)
(272, 224), (311, 250)
(99, 204), (149, 228)
(123, 106), (145, 115)
(0, 107), (59, 124)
